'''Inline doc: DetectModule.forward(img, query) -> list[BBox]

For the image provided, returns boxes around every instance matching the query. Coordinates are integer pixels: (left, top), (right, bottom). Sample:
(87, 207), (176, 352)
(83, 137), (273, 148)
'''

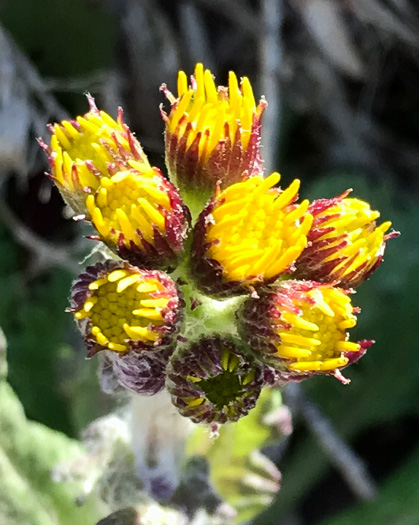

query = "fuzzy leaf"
(0, 381), (103, 525)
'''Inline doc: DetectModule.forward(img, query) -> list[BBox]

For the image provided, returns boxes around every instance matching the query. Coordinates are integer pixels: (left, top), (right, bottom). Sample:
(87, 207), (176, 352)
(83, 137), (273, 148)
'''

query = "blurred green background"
(0, 1), (418, 524)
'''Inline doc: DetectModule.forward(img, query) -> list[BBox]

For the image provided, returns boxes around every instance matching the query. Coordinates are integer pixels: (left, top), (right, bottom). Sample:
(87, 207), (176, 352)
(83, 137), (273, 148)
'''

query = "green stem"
(172, 258), (247, 343)
(182, 189), (212, 225)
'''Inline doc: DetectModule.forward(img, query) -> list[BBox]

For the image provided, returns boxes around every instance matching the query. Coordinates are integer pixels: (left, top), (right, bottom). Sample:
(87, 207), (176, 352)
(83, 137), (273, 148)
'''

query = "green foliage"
(0, 380), (103, 525)
(0, 225), (76, 434)
(0, 0), (116, 78)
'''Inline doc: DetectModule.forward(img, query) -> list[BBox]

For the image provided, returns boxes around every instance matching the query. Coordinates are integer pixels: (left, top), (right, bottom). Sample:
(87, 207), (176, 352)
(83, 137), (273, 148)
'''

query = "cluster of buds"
(41, 63), (398, 428)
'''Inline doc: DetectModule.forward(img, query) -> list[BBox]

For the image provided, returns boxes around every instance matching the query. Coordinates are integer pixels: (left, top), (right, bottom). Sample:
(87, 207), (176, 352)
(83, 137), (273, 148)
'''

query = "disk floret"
(191, 173), (313, 297)
(296, 191), (399, 287)
(69, 261), (182, 356)
(240, 281), (374, 381)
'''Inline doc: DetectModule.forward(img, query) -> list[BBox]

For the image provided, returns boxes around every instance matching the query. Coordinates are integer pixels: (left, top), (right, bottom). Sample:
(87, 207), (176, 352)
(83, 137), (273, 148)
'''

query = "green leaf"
(0, 0), (117, 78)
(0, 381), (103, 525)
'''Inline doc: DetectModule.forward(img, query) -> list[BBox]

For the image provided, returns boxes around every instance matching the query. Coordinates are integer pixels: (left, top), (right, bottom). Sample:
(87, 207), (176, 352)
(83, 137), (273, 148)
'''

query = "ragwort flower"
(161, 63), (267, 210)
(191, 173), (313, 297)
(240, 280), (374, 381)
(85, 166), (189, 270)
(39, 96), (148, 216)
(69, 261), (183, 356)
(166, 337), (264, 424)
(295, 190), (399, 288)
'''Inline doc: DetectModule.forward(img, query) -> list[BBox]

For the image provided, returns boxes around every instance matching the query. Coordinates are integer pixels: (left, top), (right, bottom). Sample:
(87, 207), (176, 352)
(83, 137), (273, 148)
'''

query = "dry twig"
(179, 2), (216, 71)
(285, 383), (377, 501)
(259, 0), (283, 173)
(193, 0), (259, 37)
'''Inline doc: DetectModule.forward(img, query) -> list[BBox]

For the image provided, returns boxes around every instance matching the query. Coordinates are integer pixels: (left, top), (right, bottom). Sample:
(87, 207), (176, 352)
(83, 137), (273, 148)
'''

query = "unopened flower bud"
(295, 191), (399, 287)
(240, 280), (374, 380)
(69, 261), (183, 356)
(85, 167), (189, 269)
(166, 337), (264, 424)
(191, 173), (313, 297)
(39, 96), (148, 216)
(161, 63), (267, 213)
(108, 348), (172, 396)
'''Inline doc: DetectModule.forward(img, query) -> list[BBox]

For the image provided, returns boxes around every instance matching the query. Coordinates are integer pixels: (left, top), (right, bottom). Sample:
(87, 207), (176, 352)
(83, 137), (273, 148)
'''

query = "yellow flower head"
(191, 173), (313, 297)
(85, 163), (189, 269)
(240, 281), (374, 381)
(40, 96), (149, 215)
(161, 63), (267, 200)
(70, 262), (182, 356)
(296, 190), (399, 287)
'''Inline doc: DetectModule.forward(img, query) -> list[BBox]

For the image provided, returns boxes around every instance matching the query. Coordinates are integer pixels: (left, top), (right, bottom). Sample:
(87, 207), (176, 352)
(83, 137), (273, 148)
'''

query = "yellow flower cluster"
(41, 63), (397, 424)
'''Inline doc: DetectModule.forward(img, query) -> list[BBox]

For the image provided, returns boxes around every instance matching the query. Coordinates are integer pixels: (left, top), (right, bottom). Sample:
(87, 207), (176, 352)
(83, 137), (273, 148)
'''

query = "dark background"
(0, 1), (418, 524)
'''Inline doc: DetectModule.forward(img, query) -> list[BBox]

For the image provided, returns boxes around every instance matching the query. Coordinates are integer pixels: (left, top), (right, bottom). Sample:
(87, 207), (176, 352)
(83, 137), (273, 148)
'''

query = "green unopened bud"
(167, 337), (264, 424)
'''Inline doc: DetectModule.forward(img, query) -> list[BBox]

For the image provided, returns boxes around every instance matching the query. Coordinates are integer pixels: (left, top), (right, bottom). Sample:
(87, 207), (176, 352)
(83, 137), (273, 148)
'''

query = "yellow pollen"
(169, 63), (259, 158)
(87, 170), (171, 248)
(275, 287), (359, 372)
(75, 269), (171, 352)
(205, 174), (313, 286)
